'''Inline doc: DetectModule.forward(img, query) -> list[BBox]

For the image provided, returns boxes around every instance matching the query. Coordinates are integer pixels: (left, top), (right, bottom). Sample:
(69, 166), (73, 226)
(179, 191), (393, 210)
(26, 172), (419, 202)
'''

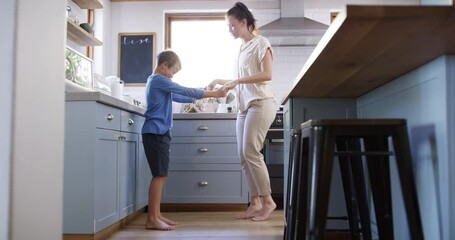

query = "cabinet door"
(119, 132), (138, 219)
(95, 129), (120, 232)
(136, 134), (151, 209)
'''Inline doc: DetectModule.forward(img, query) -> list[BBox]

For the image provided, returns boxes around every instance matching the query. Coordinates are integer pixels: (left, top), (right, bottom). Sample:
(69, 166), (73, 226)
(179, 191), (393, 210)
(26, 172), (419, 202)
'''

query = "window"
(165, 13), (240, 88)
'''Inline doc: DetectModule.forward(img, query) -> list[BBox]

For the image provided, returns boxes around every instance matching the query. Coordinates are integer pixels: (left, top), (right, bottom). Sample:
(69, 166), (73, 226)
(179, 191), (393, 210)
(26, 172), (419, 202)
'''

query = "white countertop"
(66, 92), (238, 120)
(65, 91), (146, 115)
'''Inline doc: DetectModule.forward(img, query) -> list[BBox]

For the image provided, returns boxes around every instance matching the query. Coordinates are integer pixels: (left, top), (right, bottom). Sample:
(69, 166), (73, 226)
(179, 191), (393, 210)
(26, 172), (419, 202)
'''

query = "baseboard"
(161, 203), (247, 212)
(63, 207), (146, 240)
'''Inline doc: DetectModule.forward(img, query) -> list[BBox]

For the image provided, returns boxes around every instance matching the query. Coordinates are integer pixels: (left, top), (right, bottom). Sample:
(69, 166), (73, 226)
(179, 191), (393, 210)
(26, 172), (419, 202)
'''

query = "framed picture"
(65, 46), (93, 90)
(118, 32), (156, 86)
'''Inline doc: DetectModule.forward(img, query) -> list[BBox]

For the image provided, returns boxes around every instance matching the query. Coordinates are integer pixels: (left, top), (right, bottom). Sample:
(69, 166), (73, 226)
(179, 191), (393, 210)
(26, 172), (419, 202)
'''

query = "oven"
(263, 109), (284, 208)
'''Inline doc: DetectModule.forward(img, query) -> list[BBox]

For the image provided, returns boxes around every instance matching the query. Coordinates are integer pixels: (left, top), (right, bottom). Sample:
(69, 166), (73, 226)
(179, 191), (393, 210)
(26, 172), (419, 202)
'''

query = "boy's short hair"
(156, 50), (181, 70)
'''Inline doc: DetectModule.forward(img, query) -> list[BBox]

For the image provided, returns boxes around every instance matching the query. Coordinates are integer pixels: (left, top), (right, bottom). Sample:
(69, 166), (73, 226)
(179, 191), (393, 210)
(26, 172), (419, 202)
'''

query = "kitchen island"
(282, 5), (455, 239)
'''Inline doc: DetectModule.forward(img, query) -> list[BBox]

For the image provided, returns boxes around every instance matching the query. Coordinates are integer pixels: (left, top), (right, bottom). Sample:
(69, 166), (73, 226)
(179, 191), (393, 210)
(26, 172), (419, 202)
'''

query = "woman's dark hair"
(227, 2), (257, 33)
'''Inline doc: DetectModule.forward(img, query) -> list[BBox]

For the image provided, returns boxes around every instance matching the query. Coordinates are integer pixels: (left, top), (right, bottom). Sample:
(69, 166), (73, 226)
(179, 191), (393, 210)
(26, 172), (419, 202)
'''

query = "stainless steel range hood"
(259, 0), (328, 46)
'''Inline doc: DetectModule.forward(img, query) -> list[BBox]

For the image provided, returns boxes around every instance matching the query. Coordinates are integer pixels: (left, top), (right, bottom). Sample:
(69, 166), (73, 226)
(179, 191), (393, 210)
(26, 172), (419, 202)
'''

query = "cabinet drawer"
(121, 111), (144, 133)
(96, 104), (121, 130)
(163, 164), (247, 203)
(170, 142), (238, 164)
(172, 120), (236, 137)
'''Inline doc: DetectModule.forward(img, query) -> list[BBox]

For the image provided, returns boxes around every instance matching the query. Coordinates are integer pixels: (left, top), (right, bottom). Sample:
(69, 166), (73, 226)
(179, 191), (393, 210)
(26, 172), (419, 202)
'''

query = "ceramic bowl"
(79, 23), (94, 34)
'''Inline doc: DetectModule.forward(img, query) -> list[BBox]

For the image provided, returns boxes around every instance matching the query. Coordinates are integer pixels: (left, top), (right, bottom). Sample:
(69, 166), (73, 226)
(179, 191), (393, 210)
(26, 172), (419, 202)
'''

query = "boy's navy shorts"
(142, 131), (171, 177)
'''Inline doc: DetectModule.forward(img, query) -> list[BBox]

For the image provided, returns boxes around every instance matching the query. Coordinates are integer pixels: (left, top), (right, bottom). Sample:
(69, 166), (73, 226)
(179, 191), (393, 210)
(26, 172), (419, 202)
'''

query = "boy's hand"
(214, 87), (228, 97)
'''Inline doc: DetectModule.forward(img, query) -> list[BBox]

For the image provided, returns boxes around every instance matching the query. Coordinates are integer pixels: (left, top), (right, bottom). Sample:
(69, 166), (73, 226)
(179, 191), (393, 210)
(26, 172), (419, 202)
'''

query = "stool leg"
(294, 135), (308, 240)
(391, 126), (424, 240)
(284, 132), (303, 240)
(306, 127), (335, 240)
(364, 136), (394, 240)
(348, 138), (373, 240)
(336, 139), (361, 240)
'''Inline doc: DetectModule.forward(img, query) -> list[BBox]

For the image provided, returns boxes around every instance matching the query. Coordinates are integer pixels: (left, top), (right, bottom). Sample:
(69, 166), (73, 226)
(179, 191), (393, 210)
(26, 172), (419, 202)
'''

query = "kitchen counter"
(173, 113), (237, 120)
(282, 5), (455, 102)
(66, 92), (239, 119)
(66, 91), (145, 115)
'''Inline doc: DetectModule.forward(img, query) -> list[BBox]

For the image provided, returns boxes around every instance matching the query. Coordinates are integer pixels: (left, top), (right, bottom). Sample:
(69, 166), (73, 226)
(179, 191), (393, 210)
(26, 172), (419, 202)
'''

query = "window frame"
(164, 12), (227, 49)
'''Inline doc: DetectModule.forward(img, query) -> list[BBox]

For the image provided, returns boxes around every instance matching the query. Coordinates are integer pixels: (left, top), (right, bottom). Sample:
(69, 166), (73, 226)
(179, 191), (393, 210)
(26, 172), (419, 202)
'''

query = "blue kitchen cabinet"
(94, 128), (120, 231)
(163, 118), (248, 204)
(118, 132), (138, 219)
(64, 99), (145, 236)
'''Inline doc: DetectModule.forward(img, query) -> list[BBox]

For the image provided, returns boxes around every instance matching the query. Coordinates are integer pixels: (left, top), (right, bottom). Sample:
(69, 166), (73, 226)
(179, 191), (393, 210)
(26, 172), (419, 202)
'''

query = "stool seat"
(288, 118), (424, 240)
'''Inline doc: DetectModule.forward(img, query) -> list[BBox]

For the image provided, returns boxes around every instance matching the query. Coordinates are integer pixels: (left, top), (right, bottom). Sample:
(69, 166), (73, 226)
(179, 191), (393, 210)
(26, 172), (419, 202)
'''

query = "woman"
(208, 2), (277, 221)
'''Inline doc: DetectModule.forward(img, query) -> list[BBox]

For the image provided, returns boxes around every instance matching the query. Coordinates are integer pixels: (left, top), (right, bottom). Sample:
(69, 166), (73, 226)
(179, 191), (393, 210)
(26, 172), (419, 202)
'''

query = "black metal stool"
(300, 119), (424, 240)
(285, 132), (371, 240)
(284, 130), (304, 240)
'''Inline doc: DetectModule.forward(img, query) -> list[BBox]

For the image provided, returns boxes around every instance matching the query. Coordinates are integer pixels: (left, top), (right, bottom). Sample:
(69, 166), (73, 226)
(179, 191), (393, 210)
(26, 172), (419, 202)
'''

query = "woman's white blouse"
(235, 35), (276, 112)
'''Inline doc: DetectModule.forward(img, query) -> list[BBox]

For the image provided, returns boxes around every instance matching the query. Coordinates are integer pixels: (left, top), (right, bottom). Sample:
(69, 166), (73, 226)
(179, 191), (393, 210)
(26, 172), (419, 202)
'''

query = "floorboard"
(106, 211), (284, 240)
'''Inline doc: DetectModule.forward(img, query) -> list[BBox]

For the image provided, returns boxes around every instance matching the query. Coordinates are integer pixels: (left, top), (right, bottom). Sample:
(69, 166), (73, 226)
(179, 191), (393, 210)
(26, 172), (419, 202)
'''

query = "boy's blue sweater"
(142, 74), (204, 135)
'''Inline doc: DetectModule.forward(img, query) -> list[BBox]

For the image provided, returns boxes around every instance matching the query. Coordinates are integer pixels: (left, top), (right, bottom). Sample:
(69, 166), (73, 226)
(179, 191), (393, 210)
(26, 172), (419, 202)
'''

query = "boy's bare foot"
(159, 215), (178, 225)
(252, 202), (276, 221)
(145, 218), (175, 231)
(236, 204), (262, 219)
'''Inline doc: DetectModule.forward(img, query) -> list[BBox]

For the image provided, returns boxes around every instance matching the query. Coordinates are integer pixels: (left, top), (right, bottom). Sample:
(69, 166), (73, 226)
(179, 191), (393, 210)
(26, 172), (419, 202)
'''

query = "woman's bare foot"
(145, 218), (175, 230)
(236, 204), (262, 219)
(252, 201), (276, 221)
(159, 215), (178, 225)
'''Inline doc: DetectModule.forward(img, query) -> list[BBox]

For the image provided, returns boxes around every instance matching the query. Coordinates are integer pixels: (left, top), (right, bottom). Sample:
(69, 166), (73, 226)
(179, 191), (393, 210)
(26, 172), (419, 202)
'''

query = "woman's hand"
(222, 79), (239, 91)
(214, 87), (228, 98)
(206, 79), (220, 90)
(206, 79), (233, 90)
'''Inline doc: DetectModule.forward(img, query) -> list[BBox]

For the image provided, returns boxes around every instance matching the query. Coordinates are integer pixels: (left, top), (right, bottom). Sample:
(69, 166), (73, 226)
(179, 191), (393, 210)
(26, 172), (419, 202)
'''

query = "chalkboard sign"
(118, 32), (156, 85)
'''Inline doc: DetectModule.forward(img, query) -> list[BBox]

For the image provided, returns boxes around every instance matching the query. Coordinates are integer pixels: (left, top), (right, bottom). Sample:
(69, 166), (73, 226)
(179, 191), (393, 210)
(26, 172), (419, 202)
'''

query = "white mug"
(110, 79), (124, 99)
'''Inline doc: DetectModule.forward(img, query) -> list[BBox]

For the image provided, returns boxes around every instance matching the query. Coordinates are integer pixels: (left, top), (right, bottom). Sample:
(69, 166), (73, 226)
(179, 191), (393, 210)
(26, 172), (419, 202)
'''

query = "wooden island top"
(282, 5), (455, 103)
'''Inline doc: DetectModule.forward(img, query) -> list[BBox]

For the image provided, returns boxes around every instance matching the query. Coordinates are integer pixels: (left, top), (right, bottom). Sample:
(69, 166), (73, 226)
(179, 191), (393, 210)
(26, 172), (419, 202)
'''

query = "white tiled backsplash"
(271, 46), (315, 102)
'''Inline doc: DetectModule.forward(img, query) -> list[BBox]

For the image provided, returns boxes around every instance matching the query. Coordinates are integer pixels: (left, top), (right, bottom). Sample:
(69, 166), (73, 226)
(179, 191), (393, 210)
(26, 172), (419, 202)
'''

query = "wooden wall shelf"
(283, 5), (455, 102)
(72, 0), (103, 9)
(67, 19), (103, 46)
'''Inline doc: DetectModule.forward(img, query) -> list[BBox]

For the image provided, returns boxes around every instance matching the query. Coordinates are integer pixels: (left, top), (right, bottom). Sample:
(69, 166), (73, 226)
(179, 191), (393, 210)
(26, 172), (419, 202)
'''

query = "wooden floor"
(106, 210), (285, 240)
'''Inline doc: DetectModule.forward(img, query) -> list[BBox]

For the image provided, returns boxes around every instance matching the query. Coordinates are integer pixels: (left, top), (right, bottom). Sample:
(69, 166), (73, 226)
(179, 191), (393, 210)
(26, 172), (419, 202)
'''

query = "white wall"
(94, 0), (112, 76)
(110, 0), (279, 103)
(0, 0), (16, 239)
(9, 0), (66, 239)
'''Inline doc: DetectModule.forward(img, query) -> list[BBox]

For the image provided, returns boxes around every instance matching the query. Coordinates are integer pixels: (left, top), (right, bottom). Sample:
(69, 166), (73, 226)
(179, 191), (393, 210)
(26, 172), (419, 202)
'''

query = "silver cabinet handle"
(106, 114), (114, 121)
(128, 119), (134, 125)
(197, 126), (208, 131)
(198, 148), (208, 152)
(198, 181), (208, 187)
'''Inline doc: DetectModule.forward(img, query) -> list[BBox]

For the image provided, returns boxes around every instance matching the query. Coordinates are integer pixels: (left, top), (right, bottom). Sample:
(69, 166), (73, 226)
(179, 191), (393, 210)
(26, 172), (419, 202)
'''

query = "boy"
(142, 50), (227, 230)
